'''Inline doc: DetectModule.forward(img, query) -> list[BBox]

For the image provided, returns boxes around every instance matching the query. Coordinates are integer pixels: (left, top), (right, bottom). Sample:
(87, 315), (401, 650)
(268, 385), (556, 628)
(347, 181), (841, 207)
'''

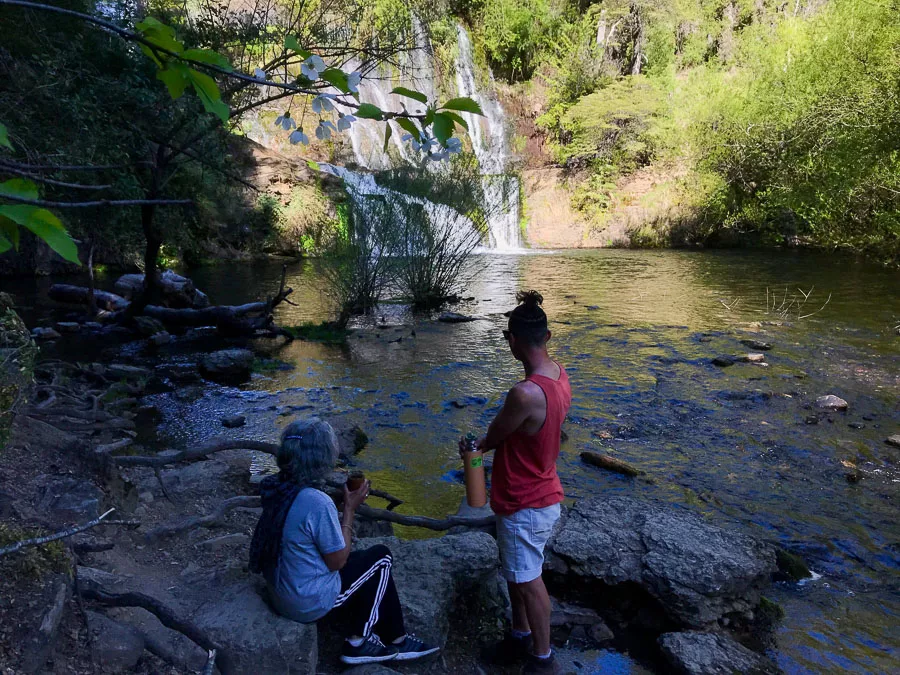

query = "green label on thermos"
(470, 456), (483, 468)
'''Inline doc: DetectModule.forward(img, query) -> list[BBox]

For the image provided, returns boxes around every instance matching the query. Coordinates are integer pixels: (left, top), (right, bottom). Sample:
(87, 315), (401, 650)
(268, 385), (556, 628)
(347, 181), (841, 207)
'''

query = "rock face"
(201, 349), (255, 383)
(546, 497), (776, 628)
(36, 476), (102, 527)
(816, 394), (848, 410)
(658, 631), (776, 674)
(358, 532), (500, 648)
(86, 611), (146, 673)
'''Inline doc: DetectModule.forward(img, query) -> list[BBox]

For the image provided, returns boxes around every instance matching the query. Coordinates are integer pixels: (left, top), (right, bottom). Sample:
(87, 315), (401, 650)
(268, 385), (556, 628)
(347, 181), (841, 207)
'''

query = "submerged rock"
(201, 348), (255, 383)
(438, 311), (477, 323)
(658, 631), (776, 674)
(546, 497), (776, 628)
(712, 356), (735, 367)
(740, 339), (772, 351)
(741, 353), (766, 363)
(816, 394), (848, 411)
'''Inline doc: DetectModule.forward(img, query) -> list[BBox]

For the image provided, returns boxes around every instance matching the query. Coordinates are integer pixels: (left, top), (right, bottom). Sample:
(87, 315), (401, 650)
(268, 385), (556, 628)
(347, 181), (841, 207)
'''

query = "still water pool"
(12, 249), (900, 672)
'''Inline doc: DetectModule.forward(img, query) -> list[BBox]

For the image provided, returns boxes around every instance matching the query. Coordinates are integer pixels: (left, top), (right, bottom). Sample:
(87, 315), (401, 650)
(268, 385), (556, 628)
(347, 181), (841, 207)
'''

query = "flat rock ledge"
(546, 496), (776, 628)
(659, 631), (778, 674)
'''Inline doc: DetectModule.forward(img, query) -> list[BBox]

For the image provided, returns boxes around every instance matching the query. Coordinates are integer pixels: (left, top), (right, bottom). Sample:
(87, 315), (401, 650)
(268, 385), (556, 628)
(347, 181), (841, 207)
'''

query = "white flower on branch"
(275, 114), (297, 131)
(347, 71), (361, 93)
(254, 68), (267, 81)
(301, 55), (327, 81)
(315, 120), (337, 140)
(289, 129), (309, 145)
(337, 113), (356, 132)
(311, 95), (335, 114)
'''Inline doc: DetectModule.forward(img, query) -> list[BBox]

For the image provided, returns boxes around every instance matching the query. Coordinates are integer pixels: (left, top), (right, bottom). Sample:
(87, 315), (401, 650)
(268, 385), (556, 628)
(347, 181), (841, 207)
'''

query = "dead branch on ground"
(0, 509), (139, 557)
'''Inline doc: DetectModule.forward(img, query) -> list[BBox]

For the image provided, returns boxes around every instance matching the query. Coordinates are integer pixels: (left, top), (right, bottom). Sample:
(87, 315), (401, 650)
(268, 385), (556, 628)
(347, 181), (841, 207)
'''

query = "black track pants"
(326, 544), (405, 642)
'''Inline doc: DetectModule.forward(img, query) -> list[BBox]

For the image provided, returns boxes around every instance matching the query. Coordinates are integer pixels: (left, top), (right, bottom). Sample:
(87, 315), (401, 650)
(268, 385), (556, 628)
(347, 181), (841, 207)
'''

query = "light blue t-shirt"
(269, 488), (345, 623)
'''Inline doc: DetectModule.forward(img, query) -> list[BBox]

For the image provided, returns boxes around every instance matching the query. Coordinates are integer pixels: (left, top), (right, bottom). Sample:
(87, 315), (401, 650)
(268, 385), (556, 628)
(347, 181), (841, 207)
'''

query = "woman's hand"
(342, 479), (370, 513)
(458, 436), (486, 458)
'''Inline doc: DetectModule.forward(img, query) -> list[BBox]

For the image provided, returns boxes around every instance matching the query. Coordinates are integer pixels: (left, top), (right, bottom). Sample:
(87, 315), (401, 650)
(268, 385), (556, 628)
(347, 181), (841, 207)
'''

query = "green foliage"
(284, 321), (349, 343)
(477, 0), (566, 81)
(0, 523), (69, 580)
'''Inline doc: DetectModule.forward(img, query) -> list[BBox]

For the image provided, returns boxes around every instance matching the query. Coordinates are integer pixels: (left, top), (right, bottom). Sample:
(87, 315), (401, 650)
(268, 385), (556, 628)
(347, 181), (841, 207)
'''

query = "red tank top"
(490, 364), (571, 516)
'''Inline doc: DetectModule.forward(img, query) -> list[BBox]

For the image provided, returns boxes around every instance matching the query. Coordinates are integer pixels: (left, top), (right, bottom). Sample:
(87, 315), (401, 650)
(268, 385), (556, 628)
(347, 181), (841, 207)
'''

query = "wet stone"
(885, 435), (900, 449)
(32, 327), (61, 340)
(740, 339), (773, 351)
(659, 631), (776, 675)
(55, 321), (81, 333)
(712, 356), (735, 367)
(221, 414), (246, 429)
(816, 394), (848, 411)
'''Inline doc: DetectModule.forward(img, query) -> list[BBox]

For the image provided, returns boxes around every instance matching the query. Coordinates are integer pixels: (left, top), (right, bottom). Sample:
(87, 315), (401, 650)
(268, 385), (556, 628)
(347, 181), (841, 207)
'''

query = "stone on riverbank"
(31, 327), (61, 340)
(712, 356), (735, 367)
(658, 631), (776, 674)
(816, 394), (848, 411)
(357, 532), (500, 648)
(885, 435), (900, 449)
(86, 610), (145, 673)
(546, 497), (776, 628)
(201, 348), (254, 383)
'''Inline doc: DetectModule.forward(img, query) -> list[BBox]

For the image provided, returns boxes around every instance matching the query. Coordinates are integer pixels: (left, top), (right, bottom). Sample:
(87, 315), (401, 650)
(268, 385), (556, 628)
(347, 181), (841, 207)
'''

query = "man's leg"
(508, 581), (531, 634)
(510, 575), (552, 657)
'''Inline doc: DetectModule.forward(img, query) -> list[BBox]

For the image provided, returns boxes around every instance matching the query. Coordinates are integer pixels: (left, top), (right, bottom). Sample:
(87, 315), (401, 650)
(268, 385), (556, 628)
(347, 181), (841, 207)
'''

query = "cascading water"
(332, 20), (522, 250)
(454, 25), (521, 250)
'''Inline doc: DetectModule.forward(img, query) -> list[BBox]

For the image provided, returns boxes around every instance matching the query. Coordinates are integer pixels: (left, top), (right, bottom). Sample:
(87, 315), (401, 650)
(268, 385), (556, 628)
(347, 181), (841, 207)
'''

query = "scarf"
(249, 474), (302, 579)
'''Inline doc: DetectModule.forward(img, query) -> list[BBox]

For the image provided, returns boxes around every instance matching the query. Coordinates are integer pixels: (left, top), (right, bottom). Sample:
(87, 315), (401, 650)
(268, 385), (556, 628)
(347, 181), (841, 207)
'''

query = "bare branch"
(0, 164), (112, 190)
(0, 508), (133, 556)
(0, 194), (192, 208)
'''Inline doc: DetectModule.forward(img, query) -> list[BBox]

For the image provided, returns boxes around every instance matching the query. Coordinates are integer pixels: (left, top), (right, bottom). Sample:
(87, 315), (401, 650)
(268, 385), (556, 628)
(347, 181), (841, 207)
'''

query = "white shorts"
(496, 503), (561, 584)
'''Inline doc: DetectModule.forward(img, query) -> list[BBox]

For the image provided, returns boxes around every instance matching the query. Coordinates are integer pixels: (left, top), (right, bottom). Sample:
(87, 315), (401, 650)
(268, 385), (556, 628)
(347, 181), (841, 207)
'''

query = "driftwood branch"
(0, 508), (129, 556)
(581, 451), (644, 477)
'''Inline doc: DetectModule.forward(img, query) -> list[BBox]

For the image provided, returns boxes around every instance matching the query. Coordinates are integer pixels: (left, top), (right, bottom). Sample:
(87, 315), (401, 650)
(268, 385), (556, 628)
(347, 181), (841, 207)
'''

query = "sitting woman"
(250, 418), (438, 665)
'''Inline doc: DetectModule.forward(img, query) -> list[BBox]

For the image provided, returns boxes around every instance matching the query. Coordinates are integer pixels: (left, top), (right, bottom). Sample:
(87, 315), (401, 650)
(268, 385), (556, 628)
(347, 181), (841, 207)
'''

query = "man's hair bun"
(516, 290), (544, 309)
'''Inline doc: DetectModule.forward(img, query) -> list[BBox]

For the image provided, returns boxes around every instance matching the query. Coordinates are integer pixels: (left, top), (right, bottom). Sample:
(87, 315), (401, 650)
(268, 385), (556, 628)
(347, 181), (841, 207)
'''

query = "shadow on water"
(6, 249), (899, 672)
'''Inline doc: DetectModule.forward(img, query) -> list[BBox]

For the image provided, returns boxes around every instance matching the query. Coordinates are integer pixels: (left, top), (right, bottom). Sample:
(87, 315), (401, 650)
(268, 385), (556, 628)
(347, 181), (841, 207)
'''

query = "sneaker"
(339, 634), (399, 665)
(522, 652), (561, 674)
(393, 633), (440, 661)
(481, 633), (532, 665)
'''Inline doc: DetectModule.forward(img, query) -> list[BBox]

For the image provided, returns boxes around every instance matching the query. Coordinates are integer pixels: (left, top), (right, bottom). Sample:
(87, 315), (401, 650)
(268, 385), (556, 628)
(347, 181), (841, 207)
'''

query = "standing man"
(462, 290), (571, 675)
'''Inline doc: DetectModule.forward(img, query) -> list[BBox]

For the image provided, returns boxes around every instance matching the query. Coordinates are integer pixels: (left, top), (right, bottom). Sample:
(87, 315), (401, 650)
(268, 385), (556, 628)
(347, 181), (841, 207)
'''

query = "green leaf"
(284, 35), (312, 59)
(135, 17), (184, 55)
(0, 231), (11, 254)
(440, 110), (469, 131)
(390, 87), (428, 104)
(0, 122), (11, 151)
(396, 118), (420, 142)
(182, 48), (232, 71)
(306, 160), (320, 171)
(432, 112), (454, 145)
(0, 205), (80, 264)
(188, 70), (230, 122)
(320, 68), (350, 94)
(439, 97), (484, 116)
(0, 178), (39, 201)
(157, 64), (190, 99)
(355, 103), (384, 121)
(0, 215), (20, 249)
(383, 123), (393, 153)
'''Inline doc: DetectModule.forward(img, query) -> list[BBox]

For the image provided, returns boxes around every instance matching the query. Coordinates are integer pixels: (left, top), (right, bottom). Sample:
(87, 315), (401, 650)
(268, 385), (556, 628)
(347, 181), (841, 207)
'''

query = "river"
(6, 249), (899, 672)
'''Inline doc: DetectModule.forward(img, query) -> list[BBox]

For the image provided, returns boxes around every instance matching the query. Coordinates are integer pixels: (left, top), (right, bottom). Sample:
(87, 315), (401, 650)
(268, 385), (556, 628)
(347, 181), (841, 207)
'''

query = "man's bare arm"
(482, 383), (540, 450)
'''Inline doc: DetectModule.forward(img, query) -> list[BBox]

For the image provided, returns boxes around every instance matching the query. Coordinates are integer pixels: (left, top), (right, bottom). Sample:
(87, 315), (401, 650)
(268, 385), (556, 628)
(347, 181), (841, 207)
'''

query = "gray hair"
(277, 418), (339, 486)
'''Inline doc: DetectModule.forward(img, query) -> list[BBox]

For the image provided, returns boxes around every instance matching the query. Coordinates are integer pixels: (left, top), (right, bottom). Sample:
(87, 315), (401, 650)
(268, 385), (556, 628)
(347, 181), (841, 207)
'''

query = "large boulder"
(546, 497), (776, 628)
(190, 577), (317, 674)
(201, 349), (255, 383)
(658, 631), (777, 674)
(357, 532), (499, 648)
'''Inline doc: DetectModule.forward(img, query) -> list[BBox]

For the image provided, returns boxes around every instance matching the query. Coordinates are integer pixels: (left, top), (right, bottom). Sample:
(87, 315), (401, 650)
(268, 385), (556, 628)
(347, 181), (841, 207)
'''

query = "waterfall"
(333, 21), (522, 250)
(454, 25), (521, 250)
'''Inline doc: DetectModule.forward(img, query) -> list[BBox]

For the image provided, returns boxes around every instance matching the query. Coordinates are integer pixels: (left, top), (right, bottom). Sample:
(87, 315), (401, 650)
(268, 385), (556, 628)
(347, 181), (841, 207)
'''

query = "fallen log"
(48, 284), (129, 311)
(580, 451), (645, 477)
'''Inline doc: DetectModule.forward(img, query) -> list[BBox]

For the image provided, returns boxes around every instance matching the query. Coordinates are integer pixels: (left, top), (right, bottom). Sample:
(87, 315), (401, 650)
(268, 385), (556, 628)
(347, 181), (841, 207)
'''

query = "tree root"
(144, 496), (261, 541)
(77, 582), (233, 674)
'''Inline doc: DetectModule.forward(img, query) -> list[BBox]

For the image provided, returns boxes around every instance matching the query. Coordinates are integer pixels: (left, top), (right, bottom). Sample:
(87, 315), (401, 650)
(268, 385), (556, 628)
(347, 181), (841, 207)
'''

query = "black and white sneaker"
(393, 634), (440, 661)
(339, 634), (399, 665)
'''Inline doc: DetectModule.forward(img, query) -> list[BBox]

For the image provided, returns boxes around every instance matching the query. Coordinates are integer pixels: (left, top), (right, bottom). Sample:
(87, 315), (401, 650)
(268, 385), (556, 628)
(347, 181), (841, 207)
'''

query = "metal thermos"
(462, 432), (487, 508)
